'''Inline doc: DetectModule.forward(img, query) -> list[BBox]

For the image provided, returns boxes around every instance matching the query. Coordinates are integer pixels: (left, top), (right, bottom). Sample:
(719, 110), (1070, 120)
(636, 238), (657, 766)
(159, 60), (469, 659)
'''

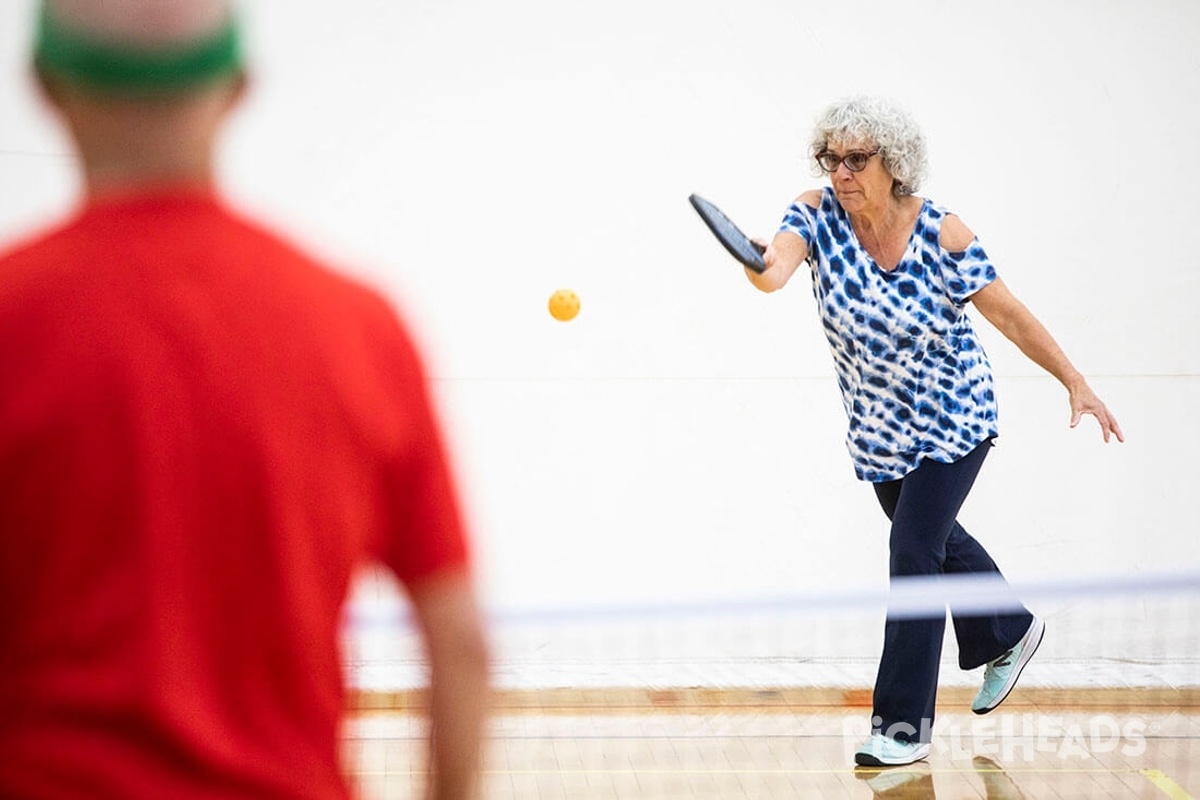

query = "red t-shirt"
(0, 190), (470, 798)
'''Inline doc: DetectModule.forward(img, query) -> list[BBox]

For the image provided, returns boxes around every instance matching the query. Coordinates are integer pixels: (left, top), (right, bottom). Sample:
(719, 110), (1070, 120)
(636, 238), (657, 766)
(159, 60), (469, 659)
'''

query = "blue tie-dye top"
(780, 188), (999, 482)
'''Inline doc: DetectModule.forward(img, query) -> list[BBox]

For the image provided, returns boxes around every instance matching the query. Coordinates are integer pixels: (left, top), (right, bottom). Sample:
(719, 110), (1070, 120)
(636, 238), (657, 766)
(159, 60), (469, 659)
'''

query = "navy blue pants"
(869, 439), (1033, 744)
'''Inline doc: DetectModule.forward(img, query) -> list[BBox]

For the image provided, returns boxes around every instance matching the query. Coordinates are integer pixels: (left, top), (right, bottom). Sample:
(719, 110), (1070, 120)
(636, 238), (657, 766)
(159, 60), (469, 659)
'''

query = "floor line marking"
(351, 767), (1182, 778)
(1141, 769), (1195, 800)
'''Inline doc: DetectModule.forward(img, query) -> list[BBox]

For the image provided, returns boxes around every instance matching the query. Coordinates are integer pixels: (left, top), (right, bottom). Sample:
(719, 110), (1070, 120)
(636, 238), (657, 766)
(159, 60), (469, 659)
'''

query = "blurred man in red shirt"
(0, 2), (490, 797)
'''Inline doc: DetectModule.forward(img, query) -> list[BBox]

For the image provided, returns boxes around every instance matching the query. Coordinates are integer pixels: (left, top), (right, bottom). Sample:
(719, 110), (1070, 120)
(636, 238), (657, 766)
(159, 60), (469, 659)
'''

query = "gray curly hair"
(810, 96), (928, 197)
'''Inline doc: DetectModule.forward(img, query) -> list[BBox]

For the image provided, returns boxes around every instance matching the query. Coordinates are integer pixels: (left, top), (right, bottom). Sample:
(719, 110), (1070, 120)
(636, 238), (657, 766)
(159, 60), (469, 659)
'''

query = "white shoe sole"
(854, 742), (931, 766)
(973, 615), (1045, 714)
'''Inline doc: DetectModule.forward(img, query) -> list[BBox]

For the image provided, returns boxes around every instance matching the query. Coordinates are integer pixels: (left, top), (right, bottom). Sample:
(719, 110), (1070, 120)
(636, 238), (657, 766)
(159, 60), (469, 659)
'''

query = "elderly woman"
(750, 96), (1123, 767)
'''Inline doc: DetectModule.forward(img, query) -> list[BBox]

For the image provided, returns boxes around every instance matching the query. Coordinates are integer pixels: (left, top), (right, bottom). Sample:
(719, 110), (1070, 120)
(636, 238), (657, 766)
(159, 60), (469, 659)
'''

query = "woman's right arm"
(746, 190), (820, 293)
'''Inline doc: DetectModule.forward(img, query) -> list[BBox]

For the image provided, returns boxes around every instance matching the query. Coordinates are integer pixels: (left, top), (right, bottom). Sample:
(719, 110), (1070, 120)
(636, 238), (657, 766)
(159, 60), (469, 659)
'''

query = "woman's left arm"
(942, 214), (1124, 443)
(970, 277), (1124, 443)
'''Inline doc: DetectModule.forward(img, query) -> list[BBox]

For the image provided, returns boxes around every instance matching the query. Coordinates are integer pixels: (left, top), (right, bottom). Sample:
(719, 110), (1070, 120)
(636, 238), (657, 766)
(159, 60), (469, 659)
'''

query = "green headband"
(34, 3), (243, 92)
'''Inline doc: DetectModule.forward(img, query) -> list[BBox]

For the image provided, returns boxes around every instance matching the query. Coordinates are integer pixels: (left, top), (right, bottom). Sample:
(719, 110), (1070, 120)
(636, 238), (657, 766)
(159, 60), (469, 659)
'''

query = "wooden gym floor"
(342, 687), (1200, 799)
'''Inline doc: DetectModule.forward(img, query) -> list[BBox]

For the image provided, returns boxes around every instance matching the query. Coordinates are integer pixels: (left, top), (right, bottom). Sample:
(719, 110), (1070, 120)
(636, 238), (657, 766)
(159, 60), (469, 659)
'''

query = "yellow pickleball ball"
(548, 289), (580, 322)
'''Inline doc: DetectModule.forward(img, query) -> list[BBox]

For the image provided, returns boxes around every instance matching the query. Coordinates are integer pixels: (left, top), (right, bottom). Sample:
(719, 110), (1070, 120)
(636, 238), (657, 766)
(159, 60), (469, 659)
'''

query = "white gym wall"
(1, 0), (1196, 625)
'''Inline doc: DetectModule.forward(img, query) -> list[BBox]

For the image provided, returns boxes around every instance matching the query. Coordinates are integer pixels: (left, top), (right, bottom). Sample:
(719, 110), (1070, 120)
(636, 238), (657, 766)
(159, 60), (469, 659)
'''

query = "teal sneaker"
(972, 615), (1045, 714)
(853, 733), (931, 766)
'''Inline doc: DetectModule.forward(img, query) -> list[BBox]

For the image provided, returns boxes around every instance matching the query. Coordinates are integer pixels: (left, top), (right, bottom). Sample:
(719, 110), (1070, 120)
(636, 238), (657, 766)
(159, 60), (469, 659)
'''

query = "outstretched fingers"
(1070, 391), (1124, 443)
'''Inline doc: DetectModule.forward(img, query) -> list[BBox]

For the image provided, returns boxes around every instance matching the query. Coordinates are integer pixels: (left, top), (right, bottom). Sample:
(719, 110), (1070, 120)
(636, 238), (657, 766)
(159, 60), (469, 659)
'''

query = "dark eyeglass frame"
(815, 149), (880, 174)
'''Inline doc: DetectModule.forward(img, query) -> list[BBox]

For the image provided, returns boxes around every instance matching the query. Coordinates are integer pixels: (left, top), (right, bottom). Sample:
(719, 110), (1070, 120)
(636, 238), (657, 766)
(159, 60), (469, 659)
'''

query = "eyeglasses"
(815, 149), (879, 174)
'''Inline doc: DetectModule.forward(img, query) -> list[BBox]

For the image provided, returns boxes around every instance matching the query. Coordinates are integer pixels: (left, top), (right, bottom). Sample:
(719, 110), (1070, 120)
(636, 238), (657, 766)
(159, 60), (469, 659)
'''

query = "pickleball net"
(344, 567), (1200, 782)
